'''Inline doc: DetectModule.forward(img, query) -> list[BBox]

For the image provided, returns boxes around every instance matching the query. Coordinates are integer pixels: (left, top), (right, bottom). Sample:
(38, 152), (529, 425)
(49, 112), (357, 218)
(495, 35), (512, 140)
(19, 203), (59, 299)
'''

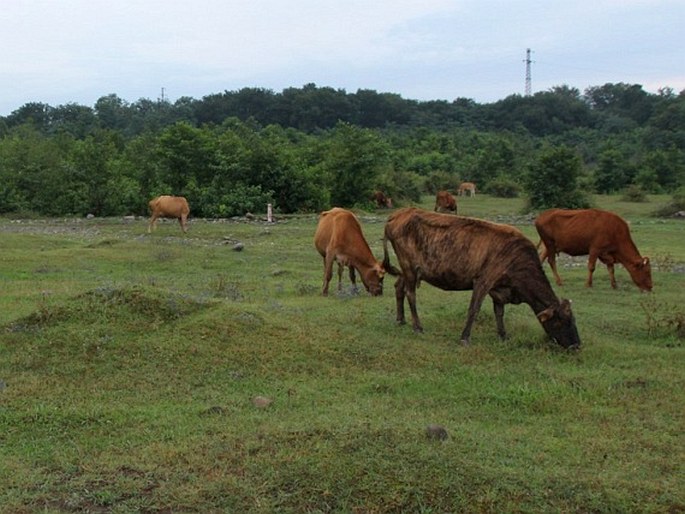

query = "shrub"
(487, 177), (521, 198)
(653, 186), (685, 217)
(620, 185), (648, 202)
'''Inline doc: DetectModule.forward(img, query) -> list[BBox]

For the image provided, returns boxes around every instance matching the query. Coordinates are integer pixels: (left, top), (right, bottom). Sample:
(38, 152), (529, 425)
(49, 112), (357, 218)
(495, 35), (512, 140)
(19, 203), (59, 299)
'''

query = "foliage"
(486, 176), (521, 198)
(620, 184), (648, 202)
(1, 83), (684, 217)
(654, 186), (685, 216)
(526, 145), (592, 211)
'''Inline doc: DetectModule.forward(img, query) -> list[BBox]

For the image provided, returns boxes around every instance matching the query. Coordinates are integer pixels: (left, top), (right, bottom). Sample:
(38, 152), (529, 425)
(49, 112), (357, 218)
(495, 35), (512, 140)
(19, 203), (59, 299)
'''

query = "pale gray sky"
(2, 0), (683, 116)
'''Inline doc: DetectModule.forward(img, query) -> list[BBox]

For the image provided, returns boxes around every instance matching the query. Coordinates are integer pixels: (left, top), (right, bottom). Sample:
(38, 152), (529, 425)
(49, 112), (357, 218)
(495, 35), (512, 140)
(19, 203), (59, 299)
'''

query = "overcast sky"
(1, 0), (683, 116)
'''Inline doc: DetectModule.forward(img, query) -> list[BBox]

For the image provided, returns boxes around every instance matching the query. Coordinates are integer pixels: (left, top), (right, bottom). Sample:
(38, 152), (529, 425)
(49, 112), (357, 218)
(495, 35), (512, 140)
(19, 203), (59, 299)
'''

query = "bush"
(526, 145), (592, 211)
(654, 187), (685, 217)
(487, 177), (521, 198)
(620, 185), (648, 202)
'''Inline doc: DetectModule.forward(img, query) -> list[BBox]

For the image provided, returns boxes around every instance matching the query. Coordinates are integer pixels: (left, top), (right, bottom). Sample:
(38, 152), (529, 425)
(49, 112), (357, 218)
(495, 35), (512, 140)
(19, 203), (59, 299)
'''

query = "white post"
(267, 203), (273, 223)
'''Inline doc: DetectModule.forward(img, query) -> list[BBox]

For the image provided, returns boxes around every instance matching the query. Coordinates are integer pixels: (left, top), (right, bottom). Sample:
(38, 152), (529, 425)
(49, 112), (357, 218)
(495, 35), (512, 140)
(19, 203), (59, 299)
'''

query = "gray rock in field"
(425, 424), (448, 441)
(233, 242), (244, 251)
(252, 396), (273, 408)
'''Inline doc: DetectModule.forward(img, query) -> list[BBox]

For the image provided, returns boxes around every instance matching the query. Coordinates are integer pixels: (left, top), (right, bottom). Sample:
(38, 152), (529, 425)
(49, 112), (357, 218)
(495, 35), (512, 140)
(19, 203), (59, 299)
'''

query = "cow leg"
(322, 254), (335, 296)
(586, 252), (598, 288)
(348, 266), (358, 292)
(547, 248), (563, 286)
(405, 276), (423, 333)
(600, 255), (617, 289)
(148, 215), (158, 233)
(460, 282), (489, 345)
(394, 276), (407, 325)
(179, 214), (188, 233)
(337, 263), (345, 291)
(607, 263), (617, 288)
(493, 300), (507, 340)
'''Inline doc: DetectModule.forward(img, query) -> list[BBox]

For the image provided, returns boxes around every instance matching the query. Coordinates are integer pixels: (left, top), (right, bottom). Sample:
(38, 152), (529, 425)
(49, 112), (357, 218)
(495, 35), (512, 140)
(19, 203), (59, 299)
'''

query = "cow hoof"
(460, 338), (470, 346)
(396, 319), (406, 326)
(413, 327), (424, 334)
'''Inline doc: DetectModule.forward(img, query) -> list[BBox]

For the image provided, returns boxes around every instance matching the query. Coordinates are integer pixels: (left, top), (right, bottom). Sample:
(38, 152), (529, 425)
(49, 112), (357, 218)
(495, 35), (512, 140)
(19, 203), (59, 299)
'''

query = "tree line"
(1, 82), (683, 217)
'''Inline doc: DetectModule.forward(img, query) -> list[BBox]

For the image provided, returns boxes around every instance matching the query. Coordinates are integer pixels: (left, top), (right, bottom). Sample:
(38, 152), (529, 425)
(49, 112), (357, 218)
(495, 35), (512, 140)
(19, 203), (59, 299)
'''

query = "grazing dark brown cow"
(535, 208), (652, 292)
(314, 207), (385, 296)
(148, 195), (190, 233)
(434, 190), (457, 213)
(383, 208), (581, 348)
(457, 182), (477, 197)
(372, 191), (393, 208)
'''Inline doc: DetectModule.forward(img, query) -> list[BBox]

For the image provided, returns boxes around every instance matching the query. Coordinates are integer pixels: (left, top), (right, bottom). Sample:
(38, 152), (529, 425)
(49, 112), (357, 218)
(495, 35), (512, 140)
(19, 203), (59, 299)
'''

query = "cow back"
(385, 208), (537, 291)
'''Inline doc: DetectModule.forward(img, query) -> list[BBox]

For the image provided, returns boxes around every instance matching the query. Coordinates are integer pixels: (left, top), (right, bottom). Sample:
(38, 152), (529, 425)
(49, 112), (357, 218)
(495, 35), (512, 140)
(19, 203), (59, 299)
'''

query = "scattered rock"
(86, 213), (95, 219)
(425, 424), (448, 441)
(252, 396), (273, 408)
(233, 242), (244, 251)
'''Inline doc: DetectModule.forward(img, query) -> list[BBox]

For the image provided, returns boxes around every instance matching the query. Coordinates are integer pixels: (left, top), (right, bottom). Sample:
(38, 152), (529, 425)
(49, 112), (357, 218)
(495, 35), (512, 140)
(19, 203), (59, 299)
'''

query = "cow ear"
(559, 299), (573, 316)
(537, 307), (555, 322)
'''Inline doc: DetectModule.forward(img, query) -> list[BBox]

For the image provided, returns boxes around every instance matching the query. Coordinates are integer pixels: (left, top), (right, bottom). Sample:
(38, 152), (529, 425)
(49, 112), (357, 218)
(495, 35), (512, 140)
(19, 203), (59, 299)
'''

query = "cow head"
(629, 256), (653, 292)
(537, 299), (581, 349)
(362, 263), (386, 296)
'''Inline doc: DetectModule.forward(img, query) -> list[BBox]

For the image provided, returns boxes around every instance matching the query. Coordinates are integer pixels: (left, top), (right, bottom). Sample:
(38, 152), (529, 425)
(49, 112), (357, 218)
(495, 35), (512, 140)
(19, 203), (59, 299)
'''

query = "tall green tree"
(527, 145), (591, 211)
(319, 122), (390, 207)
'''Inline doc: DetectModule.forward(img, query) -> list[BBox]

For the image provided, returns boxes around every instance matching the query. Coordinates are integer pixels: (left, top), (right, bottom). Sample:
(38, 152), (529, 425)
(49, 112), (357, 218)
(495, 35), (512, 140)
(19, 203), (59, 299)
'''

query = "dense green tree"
(319, 122), (390, 207)
(594, 147), (635, 193)
(526, 145), (591, 211)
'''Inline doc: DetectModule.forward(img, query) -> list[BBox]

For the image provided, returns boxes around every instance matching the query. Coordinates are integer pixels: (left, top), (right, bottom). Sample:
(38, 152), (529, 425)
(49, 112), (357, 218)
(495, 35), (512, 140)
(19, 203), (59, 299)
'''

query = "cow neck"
(516, 267), (560, 314)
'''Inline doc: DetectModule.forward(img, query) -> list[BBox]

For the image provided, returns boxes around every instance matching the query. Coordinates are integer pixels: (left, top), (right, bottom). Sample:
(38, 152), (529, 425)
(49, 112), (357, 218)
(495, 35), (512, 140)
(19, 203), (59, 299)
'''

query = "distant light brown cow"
(535, 208), (652, 291)
(314, 207), (385, 296)
(372, 190), (393, 208)
(383, 207), (581, 348)
(434, 190), (457, 213)
(148, 195), (190, 234)
(457, 182), (476, 197)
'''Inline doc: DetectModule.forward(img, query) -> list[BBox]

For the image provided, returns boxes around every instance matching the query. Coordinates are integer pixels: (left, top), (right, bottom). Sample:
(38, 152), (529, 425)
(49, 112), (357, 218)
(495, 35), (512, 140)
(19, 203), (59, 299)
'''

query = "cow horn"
(536, 307), (555, 322)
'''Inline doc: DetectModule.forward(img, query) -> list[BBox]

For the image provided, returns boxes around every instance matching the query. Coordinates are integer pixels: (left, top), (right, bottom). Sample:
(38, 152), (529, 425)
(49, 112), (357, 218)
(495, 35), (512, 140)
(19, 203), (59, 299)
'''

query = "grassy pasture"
(1, 195), (683, 513)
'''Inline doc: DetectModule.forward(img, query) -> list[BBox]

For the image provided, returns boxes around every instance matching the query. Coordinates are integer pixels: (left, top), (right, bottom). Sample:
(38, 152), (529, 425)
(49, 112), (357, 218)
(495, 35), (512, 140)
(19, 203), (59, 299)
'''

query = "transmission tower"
(524, 48), (533, 96)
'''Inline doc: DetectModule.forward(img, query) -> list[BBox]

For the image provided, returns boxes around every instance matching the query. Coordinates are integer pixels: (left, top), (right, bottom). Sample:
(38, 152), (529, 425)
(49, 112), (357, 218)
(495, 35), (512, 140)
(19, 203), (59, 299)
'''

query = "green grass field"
(1, 195), (683, 513)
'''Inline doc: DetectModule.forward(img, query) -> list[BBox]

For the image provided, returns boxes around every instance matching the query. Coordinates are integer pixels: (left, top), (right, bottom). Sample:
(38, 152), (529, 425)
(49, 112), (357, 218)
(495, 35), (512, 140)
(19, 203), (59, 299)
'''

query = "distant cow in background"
(458, 182), (476, 197)
(434, 190), (457, 213)
(148, 195), (190, 233)
(314, 207), (385, 296)
(535, 208), (652, 291)
(383, 208), (580, 348)
(372, 191), (393, 208)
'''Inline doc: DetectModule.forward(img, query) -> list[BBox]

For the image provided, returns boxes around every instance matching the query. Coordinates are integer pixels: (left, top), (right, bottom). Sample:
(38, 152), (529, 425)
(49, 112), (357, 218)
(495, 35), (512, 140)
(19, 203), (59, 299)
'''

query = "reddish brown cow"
(457, 182), (477, 197)
(372, 191), (393, 208)
(314, 207), (385, 296)
(148, 195), (190, 233)
(383, 208), (581, 348)
(535, 208), (652, 291)
(434, 190), (457, 213)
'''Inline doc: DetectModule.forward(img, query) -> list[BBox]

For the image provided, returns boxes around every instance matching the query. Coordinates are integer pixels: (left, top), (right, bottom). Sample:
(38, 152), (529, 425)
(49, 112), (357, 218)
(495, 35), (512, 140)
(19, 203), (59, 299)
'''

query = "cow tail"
(382, 237), (401, 276)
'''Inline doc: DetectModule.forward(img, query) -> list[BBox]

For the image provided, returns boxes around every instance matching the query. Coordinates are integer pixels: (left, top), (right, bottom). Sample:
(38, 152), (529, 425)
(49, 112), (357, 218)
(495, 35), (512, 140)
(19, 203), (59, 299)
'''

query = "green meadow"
(1, 195), (683, 513)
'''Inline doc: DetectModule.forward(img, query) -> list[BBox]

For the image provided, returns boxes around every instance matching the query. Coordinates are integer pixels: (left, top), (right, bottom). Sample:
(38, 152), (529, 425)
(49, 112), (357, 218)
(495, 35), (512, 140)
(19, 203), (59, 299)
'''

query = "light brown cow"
(148, 195), (190, 234)
(372, 190), (393, 208)
(535, 208), (652, 291)
(434, 190), (457, 213)
(458, 182), (477, 197)
(382, 208), (580, 348)
(314, 207), (385, 296)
